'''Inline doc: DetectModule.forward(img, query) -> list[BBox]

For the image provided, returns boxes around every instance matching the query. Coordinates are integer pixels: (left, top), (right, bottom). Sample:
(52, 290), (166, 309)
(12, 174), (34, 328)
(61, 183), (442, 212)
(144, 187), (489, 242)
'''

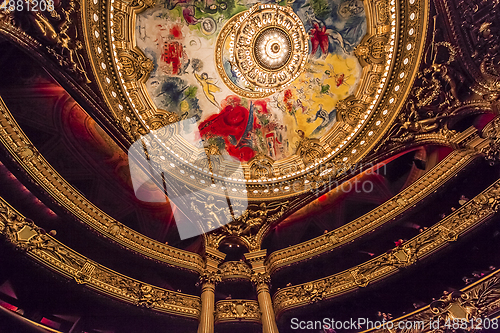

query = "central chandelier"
(215, 4), (309, 98)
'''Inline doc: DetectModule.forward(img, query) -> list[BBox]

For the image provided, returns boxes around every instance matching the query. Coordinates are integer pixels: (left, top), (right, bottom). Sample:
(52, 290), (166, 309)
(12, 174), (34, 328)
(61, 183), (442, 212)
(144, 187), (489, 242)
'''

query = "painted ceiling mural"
(136, 0), (366, 162)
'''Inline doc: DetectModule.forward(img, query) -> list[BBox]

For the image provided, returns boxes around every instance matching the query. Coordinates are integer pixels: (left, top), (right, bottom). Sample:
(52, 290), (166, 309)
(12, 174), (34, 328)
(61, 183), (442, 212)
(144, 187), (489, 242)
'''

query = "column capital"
(199, 270), (222, 286)
(251, 272), (271, 288)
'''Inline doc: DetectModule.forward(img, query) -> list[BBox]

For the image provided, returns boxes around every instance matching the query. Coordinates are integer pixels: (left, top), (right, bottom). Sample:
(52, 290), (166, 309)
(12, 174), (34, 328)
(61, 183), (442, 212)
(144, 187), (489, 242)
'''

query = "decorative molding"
(215, 300), (261, 323)
(273, 179), (500, 316)
(294, 131), (327, 167)
(266, 149), (479, 274)
(0, 198), (201, 318)
(365, 270), (500, 333)
(0, 0), (91, 83)
(204, 200), (288, 251)
(219, 261), (253, 281)
(0, 97), (204, 273)
(336, 97), (368, 127)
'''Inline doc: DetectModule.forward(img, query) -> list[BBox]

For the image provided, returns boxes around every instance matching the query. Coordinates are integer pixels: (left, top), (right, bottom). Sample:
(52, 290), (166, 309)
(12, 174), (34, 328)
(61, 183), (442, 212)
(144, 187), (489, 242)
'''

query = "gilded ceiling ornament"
(130, 0), (156, 8)
(294, 130), (326, 167)
(463, 3), (500, 88)
(371, 22), (472, 154)
(145, 111), (180, 130)
(204, 200), (287, 251)
(226, 201), (287, 236)
(376, 97), (458, 152)
(215, 4), (309, 98)
(117, 49), (155, 83)
(248, 154), (275, 179)
(354, 35), (389, 66)
(194, 144), (222, 174)
(23, 0), (91, 83)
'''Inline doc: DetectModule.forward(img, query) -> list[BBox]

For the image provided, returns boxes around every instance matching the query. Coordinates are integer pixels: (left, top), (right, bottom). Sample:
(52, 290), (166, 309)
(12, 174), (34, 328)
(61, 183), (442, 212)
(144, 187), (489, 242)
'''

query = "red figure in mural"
(162, 41), (183, 75)
(198, 96), (262, 161)
(158, 25), (185, 75)
(182, 6), (199, 25)
(283, 89), (298, 125)
(336, 73), (345, 87)
(310, 22), (330, 56)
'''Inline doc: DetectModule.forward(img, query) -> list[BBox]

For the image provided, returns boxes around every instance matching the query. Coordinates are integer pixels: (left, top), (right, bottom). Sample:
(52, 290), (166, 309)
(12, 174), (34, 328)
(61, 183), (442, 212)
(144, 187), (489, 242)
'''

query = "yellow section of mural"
(284, 54), (361, 138)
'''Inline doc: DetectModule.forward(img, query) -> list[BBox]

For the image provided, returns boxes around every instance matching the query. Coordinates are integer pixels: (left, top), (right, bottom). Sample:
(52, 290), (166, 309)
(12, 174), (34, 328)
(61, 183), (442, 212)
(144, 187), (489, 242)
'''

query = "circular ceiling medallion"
(215, 4), (309, 98)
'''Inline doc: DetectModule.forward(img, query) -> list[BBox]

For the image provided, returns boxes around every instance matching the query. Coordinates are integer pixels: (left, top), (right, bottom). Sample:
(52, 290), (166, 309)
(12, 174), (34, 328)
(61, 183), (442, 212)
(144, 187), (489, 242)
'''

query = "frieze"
(215, 299), (261, 323)
(0, 97), (205, 273)
(117, 48), (155, 83)
(367, 271), (500, 333)
(355, 34), (390, 66)
(219, 261), (253, 280)
(266, 150), (478, 274)
(0, 198), (201, 318)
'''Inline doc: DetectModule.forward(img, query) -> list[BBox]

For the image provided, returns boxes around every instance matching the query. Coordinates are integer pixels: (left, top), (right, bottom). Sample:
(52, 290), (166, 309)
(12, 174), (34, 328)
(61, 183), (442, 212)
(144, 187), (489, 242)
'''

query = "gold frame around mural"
(81, 0), (429, 200)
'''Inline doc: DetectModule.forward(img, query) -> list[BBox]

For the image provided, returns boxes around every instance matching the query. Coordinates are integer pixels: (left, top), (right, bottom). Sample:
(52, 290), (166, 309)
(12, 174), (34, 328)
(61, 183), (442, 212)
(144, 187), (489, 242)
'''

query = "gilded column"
(197, 272), (220, 333)
(253, 273), (279, 333)
(197, 248), (225, 333)
(245, 250), (279, 333)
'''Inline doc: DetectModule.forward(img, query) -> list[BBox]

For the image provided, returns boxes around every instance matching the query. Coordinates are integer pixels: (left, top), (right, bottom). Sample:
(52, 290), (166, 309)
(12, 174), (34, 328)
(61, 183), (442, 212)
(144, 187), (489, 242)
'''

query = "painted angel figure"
(194, 72), (221, 108)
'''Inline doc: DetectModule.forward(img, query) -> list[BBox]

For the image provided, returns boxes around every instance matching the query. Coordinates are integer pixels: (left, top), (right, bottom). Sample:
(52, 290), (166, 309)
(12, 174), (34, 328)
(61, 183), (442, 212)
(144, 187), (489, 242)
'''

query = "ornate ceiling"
(0, 0), (500, 331)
